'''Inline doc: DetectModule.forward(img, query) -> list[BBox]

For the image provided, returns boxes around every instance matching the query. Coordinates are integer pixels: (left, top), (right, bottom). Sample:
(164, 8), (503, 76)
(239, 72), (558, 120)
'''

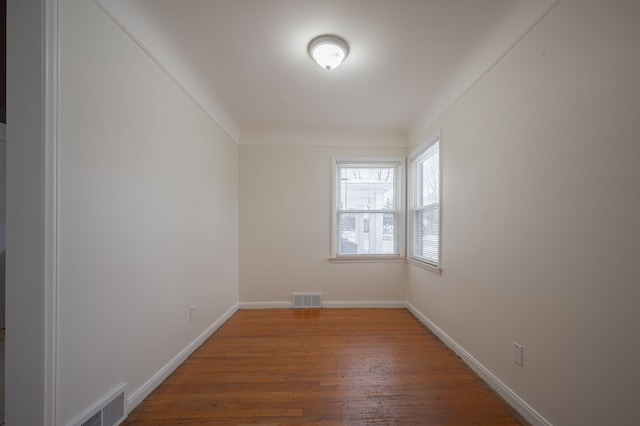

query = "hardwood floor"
(123, 309), (528, 425)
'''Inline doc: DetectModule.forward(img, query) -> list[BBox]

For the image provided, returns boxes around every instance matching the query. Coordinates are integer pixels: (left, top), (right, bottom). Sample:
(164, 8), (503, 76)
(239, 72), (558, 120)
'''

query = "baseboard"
(322, 300), (407, 309)
(126, 303), (239, 412)
(239, 301), (408, 309)
(238, 301), (292, 309)
(405, 303), (552, 426)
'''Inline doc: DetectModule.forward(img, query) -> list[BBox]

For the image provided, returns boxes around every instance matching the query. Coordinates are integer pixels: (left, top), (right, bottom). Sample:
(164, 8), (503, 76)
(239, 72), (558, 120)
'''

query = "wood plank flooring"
(123, 309), (528, 425)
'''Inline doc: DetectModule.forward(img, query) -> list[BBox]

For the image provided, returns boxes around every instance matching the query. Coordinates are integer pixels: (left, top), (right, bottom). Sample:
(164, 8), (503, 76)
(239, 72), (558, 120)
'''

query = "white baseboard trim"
(322, 300), (407, 309)
(125, 303), (239, 413)
(405, 303), (552, 426)
(238, 301), (408, 309)
(238, 301), (292, 309)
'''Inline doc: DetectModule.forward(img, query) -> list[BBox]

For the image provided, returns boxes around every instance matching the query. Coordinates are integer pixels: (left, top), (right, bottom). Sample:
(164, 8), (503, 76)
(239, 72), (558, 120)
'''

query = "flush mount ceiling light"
(308, 35), (349, 70)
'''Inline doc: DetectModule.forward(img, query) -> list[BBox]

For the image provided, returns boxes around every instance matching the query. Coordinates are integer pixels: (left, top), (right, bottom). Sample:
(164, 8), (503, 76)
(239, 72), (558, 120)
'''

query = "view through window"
(409, 138), (440, 266)
(333, 160), (403, 257)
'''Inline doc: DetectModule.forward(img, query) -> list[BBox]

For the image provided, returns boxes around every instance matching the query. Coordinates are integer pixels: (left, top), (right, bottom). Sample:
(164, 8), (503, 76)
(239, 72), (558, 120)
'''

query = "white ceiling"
(97, 0), (557, 142)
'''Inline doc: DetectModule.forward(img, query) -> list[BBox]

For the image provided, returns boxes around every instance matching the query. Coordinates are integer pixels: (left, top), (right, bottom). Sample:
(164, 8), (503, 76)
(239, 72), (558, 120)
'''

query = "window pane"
(417, 141), (439, 207)
(339, 212), (395, 255)
(340, 167), (395, 210)
(415, 206), (439, 264)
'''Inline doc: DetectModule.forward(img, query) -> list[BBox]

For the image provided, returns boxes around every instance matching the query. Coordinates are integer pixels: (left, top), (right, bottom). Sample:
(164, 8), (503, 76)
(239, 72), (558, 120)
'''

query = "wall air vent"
(292, 292), (322, 308)
(75, 383), (127, 426)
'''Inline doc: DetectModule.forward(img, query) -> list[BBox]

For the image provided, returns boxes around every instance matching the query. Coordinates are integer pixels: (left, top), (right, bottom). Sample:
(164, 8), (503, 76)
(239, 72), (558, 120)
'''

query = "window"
(409, 135), (440, 267)
(332, 158), (404, 258)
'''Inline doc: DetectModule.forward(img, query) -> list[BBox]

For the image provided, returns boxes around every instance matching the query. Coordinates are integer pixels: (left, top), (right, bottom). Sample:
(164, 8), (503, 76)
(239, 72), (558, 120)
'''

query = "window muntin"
(333, 160), (404, 258)
(409, 138), (440, 266)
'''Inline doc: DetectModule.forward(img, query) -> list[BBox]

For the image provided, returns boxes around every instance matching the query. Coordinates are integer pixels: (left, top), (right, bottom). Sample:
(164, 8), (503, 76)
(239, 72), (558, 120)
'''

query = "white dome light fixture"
(308, 35), (349, 71)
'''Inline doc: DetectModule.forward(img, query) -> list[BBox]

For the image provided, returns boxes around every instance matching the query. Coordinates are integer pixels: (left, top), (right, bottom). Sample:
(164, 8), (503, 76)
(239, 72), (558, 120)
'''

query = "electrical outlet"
(190, 305), (196, 322)
(513, 342), (523, 366)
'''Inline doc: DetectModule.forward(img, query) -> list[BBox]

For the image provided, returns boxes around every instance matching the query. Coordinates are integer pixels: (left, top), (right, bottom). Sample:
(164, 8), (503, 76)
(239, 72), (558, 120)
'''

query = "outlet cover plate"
(513, 342), (523, 366)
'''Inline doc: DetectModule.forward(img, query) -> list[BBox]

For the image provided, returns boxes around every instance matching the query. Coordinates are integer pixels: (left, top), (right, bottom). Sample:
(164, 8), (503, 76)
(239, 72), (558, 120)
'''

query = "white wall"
(5, 1), (47, 424)
(407, 0), (640, 425)
(57, 0), (238, 424)
(239, 132), (407, 305)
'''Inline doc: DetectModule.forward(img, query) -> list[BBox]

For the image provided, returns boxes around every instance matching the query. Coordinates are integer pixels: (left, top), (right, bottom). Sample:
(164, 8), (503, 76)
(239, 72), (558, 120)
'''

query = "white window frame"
(408, 132), (441, 271)
(331, 157), (405, 260)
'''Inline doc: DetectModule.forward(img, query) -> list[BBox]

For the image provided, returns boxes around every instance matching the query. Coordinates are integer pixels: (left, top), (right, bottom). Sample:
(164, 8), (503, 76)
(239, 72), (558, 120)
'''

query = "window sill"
(407, 257), (442, 275)
(329, 256), (407, 264)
